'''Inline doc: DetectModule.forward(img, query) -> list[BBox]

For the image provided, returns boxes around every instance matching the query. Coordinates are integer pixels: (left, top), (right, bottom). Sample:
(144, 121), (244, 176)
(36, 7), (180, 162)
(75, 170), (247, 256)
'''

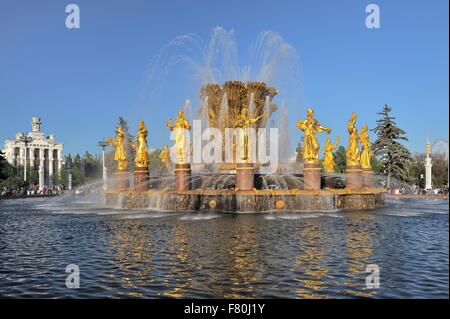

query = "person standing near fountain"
(360, 124), (373, 188)
(166, 109), (192, 191)
(108, 125), (129, 189)
(133, 120), (150, 191)
(296, 107), (331, 189)
(233, 106), (268, 191)
(345, 113), (363, 189)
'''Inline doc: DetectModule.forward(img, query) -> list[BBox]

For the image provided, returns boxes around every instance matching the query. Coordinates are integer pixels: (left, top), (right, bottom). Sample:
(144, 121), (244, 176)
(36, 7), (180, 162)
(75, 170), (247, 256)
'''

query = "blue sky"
(0, 0), (448, 156)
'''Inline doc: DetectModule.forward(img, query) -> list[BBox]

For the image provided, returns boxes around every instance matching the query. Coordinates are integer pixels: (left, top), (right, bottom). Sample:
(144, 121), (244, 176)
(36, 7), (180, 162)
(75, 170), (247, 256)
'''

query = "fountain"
(103, 28), (385, 212)
(104, 83), (385, 213)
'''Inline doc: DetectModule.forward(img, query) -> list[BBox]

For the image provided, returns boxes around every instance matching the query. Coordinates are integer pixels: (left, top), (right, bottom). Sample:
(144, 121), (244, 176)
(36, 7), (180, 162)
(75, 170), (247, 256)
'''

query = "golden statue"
(133, 120), (149, 168)
(346, 112), (361, 166)
(166, 109), (191, 163)
(233, 106), (268, 162)
(159, 144), (171, 173)
(296, 108), (331, 163)
(108, 125), (128, 170)
(323, 136), (339, 173)
(360, 124), (372, 169)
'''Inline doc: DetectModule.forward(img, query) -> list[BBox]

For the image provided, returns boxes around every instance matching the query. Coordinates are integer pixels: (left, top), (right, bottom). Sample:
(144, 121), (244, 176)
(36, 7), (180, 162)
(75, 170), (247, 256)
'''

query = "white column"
(19, 146), (25, 167)
(7, 147), (14, 165)
(48, 148), (54, 188)
(57, 149), (62, 172)
(39, 148), (45, 191)
(30, 147), (35, 168)
(425, 155), (432, 190)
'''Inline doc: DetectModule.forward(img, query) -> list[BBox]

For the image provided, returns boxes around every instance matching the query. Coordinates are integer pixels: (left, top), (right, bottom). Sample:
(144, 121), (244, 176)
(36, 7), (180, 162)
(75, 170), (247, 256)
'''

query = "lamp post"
(18, 135), (33, 182)
(98, 140), (109, 190)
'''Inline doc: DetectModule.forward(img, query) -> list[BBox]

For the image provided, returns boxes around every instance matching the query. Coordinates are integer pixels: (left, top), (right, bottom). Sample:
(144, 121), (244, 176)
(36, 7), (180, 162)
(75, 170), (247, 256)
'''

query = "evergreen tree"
(334, 146), (347, 173)
(0, 151), (8, 180)
(82, 151), (102, 179)
(371, 104), (412, 189)
(71, 153), (85, 186)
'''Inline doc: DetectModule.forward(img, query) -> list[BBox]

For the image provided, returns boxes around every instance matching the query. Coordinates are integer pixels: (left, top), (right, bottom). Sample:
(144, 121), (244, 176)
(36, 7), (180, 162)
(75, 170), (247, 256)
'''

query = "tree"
(148, 149), (163, 175)
(408, 152), (448, 188)
(430, 153), (448, 188)
(71, 153), (85, 186)
(334, 146), (346, 173)
(0, 151), (10, 180)
(371, 104), (412, 189)
(82, 151), (101, 179)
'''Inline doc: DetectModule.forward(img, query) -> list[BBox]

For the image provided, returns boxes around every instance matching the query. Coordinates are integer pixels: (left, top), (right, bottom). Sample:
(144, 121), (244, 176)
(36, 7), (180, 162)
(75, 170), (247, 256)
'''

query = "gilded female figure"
(108, 125), (128, 170)
(234, 107), (267, 162)
(166, 110), (191, 163)
(296, 108), (331, 163)
(323, 136), (339, 173)
(360, 124), (372, 169)
(346, 112), (361, 166)
(134, 120), (149, 168)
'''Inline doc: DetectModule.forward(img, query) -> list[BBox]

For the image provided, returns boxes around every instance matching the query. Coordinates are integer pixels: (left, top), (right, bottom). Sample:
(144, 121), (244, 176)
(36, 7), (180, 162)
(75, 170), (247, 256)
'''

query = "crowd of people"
(1, 184), (65, 197)
(391, 185), (449, 196)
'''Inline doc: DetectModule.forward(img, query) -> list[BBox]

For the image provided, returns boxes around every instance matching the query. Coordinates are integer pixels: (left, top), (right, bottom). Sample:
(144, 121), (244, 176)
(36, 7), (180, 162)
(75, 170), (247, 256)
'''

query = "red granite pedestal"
(175, 163), (191, 191)
(303, 162), (321, 190)
(112, 170), (129, 190)
(362, 168), (373, 188)
(346, 164), (363, 189)
(134, 166), (149, 191)
(236, 162), (254, 191)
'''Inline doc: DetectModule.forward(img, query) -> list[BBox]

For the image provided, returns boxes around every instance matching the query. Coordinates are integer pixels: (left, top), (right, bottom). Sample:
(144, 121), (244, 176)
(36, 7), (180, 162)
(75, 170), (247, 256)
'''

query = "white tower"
(424, 142), (432, 190)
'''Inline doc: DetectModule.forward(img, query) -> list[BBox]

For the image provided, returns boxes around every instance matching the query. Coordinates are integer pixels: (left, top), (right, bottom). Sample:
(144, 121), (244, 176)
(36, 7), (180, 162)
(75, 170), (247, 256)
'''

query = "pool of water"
(0, 195), (448, 298)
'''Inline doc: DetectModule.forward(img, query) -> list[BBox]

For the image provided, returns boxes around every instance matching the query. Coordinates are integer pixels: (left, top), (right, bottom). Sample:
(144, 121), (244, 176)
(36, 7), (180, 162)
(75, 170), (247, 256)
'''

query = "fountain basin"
(105, 188), (386, 212)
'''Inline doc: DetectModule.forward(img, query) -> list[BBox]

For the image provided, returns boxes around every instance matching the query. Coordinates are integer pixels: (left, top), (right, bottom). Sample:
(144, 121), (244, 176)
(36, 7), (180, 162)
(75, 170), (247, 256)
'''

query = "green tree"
(148, 149), (163, 175)
(0, 151), (11, 180)
(334, 146), (346, 173)
(370, 156), (383, 174)
(371, 104), (412, 189)
(71, 153), (85, 186)
(82, 151), (101, 179)
(431, 153), (449, 188)
(27, 166), (39, 185)
(408, 153), (426, 187)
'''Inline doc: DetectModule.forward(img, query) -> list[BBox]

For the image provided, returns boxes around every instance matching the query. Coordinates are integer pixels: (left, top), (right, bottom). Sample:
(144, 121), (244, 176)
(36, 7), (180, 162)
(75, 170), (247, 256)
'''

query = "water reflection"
(0, 197), (448, 298)
(293, 222), (329, 298)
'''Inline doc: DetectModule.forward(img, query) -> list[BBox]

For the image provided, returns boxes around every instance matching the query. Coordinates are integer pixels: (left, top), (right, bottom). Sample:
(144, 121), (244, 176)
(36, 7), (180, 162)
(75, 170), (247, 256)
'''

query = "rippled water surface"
(0, 195), (448, 298)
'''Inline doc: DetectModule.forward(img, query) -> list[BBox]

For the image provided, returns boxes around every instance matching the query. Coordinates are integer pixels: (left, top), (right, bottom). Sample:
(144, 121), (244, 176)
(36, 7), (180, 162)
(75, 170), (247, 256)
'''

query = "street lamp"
(18, 135), (33, 182)
(98, 140), (109, 190)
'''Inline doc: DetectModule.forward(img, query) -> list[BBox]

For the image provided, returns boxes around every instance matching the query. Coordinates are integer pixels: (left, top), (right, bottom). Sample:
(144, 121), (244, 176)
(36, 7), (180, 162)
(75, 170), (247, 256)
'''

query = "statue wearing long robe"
(296, 108), (331, 163)
(323, 136), (339, 173)
(166, 110), (191, 164)
(360, 125), (372, 169)
(159, 144), (171, 173)
(108, 126), (128, 170)
(234, 107), (267, 163)
(346, 112), (361, 166)
(134, 120), (149, 168)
